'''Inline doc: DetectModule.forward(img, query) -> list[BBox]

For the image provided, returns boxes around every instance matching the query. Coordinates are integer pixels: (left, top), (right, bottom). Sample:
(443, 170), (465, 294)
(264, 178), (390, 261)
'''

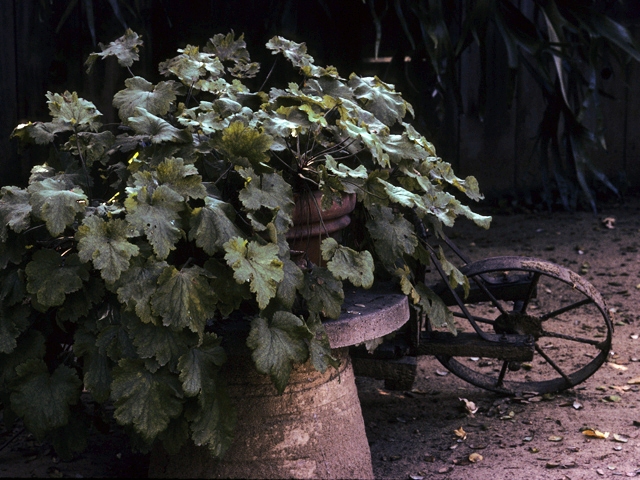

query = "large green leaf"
(265, 36), (336, 78)
(204, 32), (260, 78)
(151, 266), (217, 337)
(0, 186), (32, 241)
(71, 131), (115, 167)
(28, 178), (88, 237)
(223, 238), (284, 310)
(85, 29), (143, 73)
(116, 257), (169, 324)
(321, 238), (374, 289)
(158, 45), (224, 84)
(25, 250), (89, 307)
(56, 276), (105, 324)
(10, 359), (81, 441)
(348, 74), (412, 126)
(46, 91), (102, 132)
(203, 259), (252, 317)
(178, 333), (226, 397)
(76, 216), (139, 283)
(153, 157), (207, 200)
(366, 205), (418, 262)
(113, 77), (179, 123)
(0, 304), (31, 354)
(276, 257), (304, 310)
(188, 376), (236, 456)
(0, 268), (26, 307)
(47, 411), (89, 461)
(129, 317), (198, 369)
(189, 196), (244, 255)
(125, 185), (184, 260)
(10, 121), (65, 145)
(414, 282), (456, 335)
(73, 328), (112, 403)
(128, 107), (192, 144)
(246, 312), (310, 393)
(0, 330), (45, 386)
(238, 169), (294, 227)
(111, 359), (184, 443)
(301, 266), (344, 320)
(216, 121), (273, 169)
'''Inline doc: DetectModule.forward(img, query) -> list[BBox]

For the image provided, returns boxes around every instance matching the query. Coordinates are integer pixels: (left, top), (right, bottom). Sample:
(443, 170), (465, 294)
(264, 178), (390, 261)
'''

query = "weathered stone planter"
(148, 285), (409, 479)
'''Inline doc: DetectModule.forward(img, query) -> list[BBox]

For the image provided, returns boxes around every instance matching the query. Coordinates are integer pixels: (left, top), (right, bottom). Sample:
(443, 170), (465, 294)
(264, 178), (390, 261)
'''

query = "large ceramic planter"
(148, 347), (373, 479)
(147, 286), (410, 480)
(286, 191), (357, 266)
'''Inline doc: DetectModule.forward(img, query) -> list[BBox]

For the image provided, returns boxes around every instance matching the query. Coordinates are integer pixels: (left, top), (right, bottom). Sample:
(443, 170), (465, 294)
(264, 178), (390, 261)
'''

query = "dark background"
(2, 0), (639, 206)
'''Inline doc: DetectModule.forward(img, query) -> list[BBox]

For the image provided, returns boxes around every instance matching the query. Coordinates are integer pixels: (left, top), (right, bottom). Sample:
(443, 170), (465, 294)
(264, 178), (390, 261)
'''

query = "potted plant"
(0, 30), (490, 464)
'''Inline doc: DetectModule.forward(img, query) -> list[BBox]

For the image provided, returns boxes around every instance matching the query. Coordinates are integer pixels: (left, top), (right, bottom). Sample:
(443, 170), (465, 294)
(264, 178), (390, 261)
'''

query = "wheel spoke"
(534, 342), (573, 386)
(451, 311), (494, 325)
(539, 298), (593, 321)
(495, 361), (509, 387)
(518, 272), (541, 313)
(540, 329), (607, 347)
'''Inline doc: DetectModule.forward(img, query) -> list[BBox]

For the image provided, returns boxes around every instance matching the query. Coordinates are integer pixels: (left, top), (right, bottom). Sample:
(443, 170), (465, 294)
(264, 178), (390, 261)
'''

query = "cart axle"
(417, 332), (534, 361)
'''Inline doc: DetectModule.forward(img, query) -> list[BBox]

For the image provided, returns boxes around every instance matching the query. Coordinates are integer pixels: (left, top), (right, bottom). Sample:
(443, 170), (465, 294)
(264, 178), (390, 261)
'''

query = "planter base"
(148, 348), (373, 479)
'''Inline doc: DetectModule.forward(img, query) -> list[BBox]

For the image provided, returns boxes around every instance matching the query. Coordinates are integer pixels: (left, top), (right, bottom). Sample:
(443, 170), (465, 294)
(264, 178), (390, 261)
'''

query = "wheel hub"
(493, 312), (543, 339)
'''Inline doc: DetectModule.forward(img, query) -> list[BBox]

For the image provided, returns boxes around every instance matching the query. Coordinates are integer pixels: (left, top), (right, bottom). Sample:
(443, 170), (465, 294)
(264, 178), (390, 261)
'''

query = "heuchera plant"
(1, 30), (490, 458)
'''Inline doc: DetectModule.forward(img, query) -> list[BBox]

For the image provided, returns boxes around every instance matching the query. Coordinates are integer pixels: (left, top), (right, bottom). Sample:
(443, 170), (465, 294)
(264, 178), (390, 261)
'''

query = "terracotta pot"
(286, 191), (357, 266)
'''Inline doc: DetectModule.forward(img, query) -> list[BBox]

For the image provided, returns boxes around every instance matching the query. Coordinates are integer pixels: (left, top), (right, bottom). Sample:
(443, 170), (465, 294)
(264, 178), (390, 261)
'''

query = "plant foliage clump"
(2, 30), (489, 458)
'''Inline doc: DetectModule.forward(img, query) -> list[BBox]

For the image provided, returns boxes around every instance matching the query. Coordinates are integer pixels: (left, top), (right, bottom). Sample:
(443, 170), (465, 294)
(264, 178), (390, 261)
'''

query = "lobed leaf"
(113, 77), (179, 123)
(151, 266), (217, 337)
(366, 205), (418, 262)
(128, 107), (192, 144)
(28, 178), (88, 237)
(116, 256), (169, 324)
(188, 377), (236, 456)
(177, 333), (226, 397)
(0, 186), (32, 241)
(321, 238), (374, 288)
(189, 196), (244, 255)
(25, 250), (89, 307)
(125, 185), (184, 260)
(223, 238), (284, 310)
(10, 359), (82, 441)
(76, 216), (139, 283)
(111, 359), (184, 443)
(73, 328), (112, 403)
(129, 317), (198, 369)
(85, 29), (143, 73)
(216, 121), (273, 169)
(0, 304), (31, 354)
(246, 312), (310, 393)
(158, 45), (224, 84)
(46, 91), (102, 132)
(301, 266), (344, 319)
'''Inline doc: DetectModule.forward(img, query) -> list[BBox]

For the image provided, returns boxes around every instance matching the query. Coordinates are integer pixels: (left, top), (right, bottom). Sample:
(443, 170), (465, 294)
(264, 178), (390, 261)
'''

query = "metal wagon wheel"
(434, 256), (613, 395)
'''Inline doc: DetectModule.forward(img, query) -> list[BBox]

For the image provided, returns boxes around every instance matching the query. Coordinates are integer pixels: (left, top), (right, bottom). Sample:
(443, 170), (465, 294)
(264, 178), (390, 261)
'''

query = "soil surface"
(2, 195), (640, 479)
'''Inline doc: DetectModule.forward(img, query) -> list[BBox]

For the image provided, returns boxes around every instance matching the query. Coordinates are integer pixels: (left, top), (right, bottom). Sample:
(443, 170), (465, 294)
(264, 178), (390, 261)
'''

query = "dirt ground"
(1, 194), (640, 479)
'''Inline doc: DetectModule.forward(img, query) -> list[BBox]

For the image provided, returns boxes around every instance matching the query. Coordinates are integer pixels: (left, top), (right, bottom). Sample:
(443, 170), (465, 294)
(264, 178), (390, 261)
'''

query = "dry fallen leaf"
(582, 429), (609, 439)
(612, 433), (629, 443)
(459, 398), (478, 416)
(454, 426), (467, 440)
(603, 395), (622, 403)
(609, 363), (628, 371)
(602, 217), (616, 229)
(548, 435), (564, 442)
(468, 453), (483, 463)
(627, 377), (640, 385)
